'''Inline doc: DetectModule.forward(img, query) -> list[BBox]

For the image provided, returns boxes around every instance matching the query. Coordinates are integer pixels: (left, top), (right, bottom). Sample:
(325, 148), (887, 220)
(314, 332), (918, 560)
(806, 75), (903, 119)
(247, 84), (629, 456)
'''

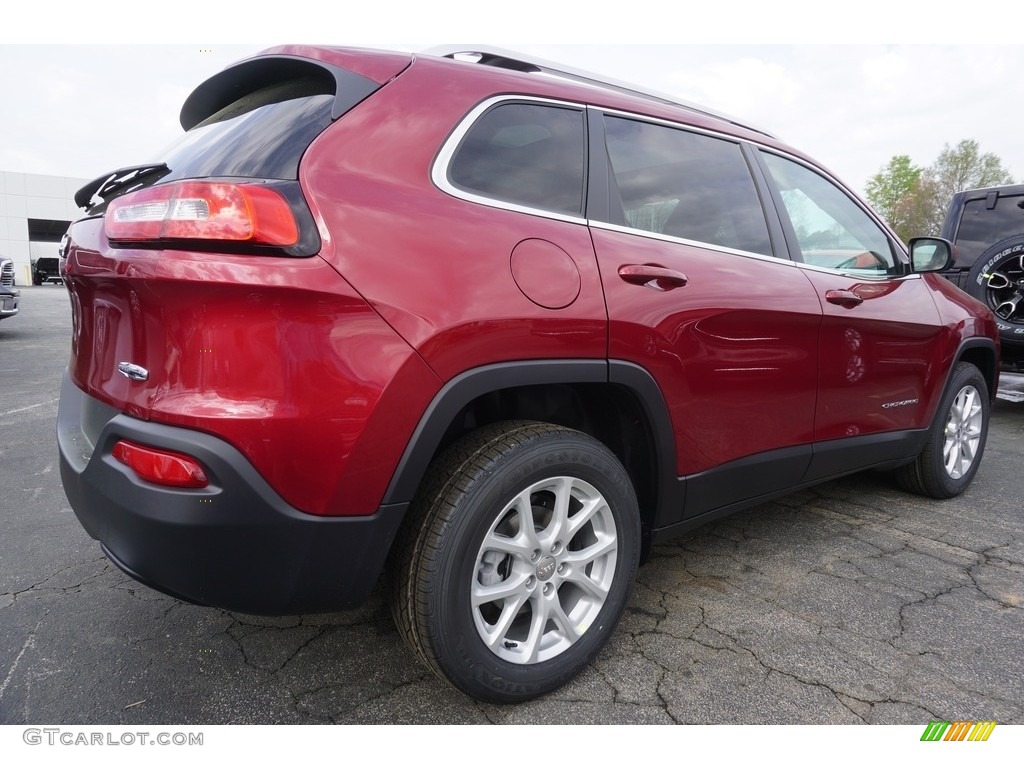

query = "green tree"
(866, 140), (1016, 242)
(865, 154), (922, 223)
(892, 174), (944, 241)
(929, 139), (1014, 200)
(865, 155), (925, 241)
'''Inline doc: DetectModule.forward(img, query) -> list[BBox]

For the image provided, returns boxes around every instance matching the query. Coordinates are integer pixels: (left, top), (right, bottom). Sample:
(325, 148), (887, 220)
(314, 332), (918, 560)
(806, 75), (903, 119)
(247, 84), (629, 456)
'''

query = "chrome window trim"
(596, 104), (901, 249)
(588, 219), (793, 267)
(591, 219), (918, 281)
(431, 95), (590, 226)
(432, 95), (910, 279)
(752, 146), (909, 264)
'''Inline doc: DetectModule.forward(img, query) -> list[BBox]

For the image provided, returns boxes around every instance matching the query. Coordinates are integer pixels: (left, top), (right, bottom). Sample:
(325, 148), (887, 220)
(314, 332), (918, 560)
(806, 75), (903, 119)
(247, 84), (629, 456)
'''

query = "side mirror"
(908, 237), (954, 273)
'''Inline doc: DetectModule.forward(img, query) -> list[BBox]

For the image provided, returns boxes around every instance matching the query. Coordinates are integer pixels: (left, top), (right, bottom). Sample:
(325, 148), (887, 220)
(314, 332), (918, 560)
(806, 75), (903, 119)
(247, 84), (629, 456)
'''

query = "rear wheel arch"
(381, 360), (678, 547)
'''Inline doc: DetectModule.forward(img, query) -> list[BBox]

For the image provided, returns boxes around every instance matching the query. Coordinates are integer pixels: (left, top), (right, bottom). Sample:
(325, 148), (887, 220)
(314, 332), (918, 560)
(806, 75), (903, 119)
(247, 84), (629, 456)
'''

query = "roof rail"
(421, 45), (772, 137)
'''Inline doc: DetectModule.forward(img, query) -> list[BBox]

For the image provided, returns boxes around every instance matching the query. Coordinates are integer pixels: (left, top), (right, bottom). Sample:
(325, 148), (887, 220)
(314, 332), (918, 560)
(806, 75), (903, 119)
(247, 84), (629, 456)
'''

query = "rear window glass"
(159, 76), (335, 181)
(955, 194), (1024, 261)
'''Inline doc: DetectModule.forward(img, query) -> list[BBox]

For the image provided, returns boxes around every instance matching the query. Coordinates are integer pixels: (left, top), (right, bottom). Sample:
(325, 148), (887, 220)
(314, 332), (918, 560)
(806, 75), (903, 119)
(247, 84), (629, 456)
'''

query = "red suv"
(58, 45), (999, 703)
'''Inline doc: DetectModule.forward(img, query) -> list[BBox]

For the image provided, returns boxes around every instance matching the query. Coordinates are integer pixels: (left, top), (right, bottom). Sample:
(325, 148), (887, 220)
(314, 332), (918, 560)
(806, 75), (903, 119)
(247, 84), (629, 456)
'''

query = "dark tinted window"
(955, 193), (1024, 261)
(603, 116), (772, 256)
(449, 103), (586, 216)
(160, 76), (335, 181)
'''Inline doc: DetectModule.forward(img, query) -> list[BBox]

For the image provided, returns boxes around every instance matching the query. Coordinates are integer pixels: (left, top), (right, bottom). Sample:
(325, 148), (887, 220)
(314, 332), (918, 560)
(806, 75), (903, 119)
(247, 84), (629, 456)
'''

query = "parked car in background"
(0, 257), (18, 321)
(940, 183), (1024, 370)
(59, 44), (1000, 703)
(0, 283), (19, 321)
(33, 257), (63, 285)
(1, 257), (15, 287)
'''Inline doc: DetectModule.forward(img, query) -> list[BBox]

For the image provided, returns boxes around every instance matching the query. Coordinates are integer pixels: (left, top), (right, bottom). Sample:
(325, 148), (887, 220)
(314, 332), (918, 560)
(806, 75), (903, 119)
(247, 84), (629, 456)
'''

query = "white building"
(1, 170), (90, 285)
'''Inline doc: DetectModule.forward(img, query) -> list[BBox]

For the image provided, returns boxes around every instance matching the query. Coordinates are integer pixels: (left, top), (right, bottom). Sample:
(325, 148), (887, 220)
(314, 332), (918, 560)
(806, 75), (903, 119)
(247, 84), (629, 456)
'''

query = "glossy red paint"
(591, 228), (821, 476)
(298, 65), (608, 381)
(801, 269), (950, 440)
(65, 217), (441, 515)
(61, 48), (1001, 523)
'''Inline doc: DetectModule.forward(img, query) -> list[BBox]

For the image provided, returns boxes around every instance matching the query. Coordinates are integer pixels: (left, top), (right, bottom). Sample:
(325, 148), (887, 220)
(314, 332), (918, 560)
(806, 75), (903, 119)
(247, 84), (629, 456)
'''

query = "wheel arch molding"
(381, 359), (681, 535)
(950, 337), (1000, 405)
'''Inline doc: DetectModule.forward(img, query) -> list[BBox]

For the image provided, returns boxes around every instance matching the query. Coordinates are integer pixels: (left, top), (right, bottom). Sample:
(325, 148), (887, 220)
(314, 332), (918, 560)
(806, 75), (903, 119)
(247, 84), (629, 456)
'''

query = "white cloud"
(2, 41), (1023, 202)
(860, 50), (910, 93)
(665, 57), (801, 125)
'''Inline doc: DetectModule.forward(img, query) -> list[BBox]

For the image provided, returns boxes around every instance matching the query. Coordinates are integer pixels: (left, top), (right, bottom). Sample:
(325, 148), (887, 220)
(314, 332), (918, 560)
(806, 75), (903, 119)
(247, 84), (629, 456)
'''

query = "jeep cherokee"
(58, 45), (1000, 703)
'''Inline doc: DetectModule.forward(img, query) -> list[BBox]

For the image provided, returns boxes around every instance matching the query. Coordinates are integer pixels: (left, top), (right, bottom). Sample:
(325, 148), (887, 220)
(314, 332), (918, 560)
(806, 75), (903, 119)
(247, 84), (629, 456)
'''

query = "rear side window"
(955, 193), (1024, 261)
(160, 75), (335, 181)
(448, 102), (586, 216)
(602, 115), (772, 256)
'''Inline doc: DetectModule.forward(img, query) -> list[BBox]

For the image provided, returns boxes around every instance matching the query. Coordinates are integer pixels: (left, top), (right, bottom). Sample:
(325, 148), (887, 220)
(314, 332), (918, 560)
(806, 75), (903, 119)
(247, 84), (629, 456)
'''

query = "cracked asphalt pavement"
(1, 286), (1021, 725)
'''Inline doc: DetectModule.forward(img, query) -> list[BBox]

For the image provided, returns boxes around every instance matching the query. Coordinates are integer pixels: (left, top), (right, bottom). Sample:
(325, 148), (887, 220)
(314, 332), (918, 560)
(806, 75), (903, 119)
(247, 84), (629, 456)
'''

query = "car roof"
(422, 45), (774, 138)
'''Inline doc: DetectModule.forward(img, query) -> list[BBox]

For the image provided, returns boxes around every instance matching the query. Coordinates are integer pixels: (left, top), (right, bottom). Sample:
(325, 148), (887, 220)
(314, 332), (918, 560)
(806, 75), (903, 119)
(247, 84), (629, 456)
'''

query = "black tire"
(966, 236), (1024, 353)
(895, 362), (989, 499)
(390, 420), (640, 703)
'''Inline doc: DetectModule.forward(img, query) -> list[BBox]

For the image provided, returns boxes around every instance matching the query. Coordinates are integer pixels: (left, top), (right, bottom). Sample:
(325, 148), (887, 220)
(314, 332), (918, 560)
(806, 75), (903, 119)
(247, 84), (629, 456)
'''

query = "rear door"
(587, 112), (823, 520)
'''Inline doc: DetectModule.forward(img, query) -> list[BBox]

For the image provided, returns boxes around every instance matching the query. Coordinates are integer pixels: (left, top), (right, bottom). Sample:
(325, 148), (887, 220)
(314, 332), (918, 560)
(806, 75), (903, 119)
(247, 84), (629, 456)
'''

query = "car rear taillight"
(112, 440), (209, 489)
(104, 181), (299, 246)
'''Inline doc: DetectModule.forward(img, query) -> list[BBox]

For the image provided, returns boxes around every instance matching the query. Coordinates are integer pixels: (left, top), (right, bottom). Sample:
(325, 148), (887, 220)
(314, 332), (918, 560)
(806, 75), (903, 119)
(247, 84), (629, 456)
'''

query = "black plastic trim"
(652, 429), (925, 545)
(58, 372), (405, 615)
(948, 337), (1001, 404)
(804, 429), (927, 483)
(607, 361), (684, 529)
(180, 55), (381, 130)
(382, 360), (609, 505)
(683, 444), (812, 519)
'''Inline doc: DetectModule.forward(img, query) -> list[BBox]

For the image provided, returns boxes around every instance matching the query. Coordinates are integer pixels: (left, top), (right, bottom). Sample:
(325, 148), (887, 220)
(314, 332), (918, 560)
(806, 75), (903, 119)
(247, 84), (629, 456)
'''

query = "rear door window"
(601, 115), (773, 256)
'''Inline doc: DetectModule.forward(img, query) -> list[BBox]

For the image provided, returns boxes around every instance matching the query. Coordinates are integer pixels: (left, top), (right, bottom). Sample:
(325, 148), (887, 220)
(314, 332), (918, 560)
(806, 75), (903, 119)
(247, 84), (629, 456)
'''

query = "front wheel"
(895, 362), (989, 498)
(391, 421), (640, 703)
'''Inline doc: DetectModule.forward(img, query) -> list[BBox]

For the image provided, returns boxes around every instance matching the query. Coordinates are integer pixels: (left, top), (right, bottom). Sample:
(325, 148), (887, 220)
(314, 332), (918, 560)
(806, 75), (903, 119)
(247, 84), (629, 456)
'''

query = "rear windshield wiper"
(74, 163), (171, 210)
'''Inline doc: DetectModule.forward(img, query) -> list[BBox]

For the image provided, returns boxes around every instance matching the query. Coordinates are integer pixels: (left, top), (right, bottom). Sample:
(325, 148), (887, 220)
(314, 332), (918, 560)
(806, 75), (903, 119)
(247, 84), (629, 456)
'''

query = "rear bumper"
(57, 370), (406, 614)
(0, 289), (18, 317)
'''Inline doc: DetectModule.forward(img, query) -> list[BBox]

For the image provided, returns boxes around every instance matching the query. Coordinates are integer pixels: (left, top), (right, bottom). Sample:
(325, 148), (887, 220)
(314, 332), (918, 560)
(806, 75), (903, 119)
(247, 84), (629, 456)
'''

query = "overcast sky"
(3, 3), (1022, 202)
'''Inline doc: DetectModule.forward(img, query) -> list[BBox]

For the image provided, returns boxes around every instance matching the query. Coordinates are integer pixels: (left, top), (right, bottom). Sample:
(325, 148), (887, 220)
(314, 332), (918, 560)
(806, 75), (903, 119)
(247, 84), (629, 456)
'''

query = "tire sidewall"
(427, 430), (640, 702)
(966, 235), (1024, 348)
(927, 364), (989, 497)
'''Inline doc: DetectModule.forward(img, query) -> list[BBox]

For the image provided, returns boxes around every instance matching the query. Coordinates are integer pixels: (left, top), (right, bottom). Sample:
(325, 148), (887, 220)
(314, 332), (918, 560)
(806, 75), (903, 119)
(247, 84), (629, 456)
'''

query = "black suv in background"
(33, 257), (63, 285)
(941, 184), (1024, 369)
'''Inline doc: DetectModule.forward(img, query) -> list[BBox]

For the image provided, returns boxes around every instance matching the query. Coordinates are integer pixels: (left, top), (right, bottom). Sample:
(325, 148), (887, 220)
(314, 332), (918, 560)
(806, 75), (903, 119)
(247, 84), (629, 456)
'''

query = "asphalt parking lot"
(1, 285), (1022, 725)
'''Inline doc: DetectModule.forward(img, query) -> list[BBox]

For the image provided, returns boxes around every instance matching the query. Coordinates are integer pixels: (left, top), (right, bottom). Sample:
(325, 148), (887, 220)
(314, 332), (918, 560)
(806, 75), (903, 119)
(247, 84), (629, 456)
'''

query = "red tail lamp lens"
(112, 440), (209, 489)
(105, 182), (299, 246)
